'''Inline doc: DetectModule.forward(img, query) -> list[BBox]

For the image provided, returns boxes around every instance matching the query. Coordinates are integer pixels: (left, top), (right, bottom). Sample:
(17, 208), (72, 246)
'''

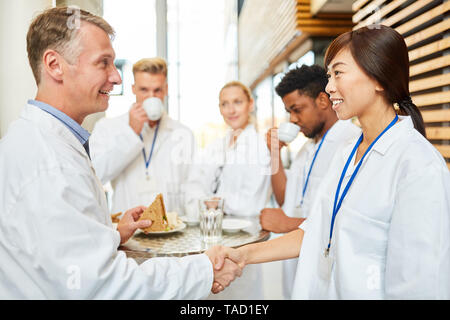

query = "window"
(103, 0), (158, 118)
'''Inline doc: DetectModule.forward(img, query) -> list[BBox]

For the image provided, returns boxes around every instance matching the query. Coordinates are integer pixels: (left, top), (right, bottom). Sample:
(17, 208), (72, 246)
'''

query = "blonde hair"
(27, 6), (115, 85)
(219, 81), (253, 102)
(133, 57), (168, 78)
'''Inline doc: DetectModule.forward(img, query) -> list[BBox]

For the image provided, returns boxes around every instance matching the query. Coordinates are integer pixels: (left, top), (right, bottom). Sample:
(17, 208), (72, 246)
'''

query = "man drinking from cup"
(90, 58), (195, 216)
(260, 64), (360, 299)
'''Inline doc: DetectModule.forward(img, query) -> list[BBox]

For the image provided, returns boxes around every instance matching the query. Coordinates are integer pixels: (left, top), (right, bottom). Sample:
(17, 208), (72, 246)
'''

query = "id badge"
(318, 251), (334, 282)
(293, 206), (303, 218)
(137, 176), (159, 194)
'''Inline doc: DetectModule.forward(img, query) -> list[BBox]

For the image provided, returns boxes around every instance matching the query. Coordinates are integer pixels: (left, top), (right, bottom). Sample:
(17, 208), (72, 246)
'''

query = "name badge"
(293, 206), (303, 218)
(318, 251), (334, 282)
(137, 176), (159, 194)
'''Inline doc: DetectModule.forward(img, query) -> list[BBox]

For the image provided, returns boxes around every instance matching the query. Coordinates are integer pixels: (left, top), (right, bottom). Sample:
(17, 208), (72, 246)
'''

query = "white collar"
(341, 115), (412, 161)
(22, 103), (89, 159)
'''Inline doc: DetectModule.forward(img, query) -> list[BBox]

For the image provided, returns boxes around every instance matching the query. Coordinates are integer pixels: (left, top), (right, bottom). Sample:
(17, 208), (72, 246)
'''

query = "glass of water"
(198, 197), (224, 243)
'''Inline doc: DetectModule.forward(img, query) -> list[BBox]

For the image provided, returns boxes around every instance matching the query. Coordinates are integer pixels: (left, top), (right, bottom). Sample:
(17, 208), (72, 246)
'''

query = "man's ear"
(131, 83), (136, 95)
(42, 49), (64, 82)
(315, 91), (331, 110)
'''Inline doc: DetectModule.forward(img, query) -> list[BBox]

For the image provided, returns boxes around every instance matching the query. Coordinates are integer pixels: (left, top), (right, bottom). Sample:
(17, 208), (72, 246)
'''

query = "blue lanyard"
(300, 130), (329, 207)
(325, 115), (398, 256)
(139, 122), (160, 176)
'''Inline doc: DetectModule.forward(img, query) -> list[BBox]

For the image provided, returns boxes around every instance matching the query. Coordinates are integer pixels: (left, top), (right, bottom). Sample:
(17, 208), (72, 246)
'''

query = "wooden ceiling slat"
(381, 0), (434, 28)
(426, 127), (450, 140)
(353, 0), (388, 24)
(354, 0), (408, 29)
(410, 55), (450, 77)
(297, 26), (354, 36)
(297, 19), (354, 26)
(353, 0), (372, 12)
(404, 19), (450, 47)
(410, 73), (450, 93)
(413, 91), (450, 108)
(409, 38), (450, 62)
(396, 1), (450, 35)
(422, 109), (450, 123)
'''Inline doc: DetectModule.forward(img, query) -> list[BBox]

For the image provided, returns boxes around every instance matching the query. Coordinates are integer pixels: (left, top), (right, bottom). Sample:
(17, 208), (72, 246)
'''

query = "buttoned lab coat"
(0, 104), (213, 299)
(292, 116), (450, 299)
(184, 124), (271, 300)
(90, 111), (195, 214)
(280, 120), (360, 299)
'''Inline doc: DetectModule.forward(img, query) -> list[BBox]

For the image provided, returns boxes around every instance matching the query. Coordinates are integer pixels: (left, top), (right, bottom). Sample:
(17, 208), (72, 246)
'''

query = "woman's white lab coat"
(0, 104), (213, 299)
(185, 124), (271, 300)
(292, 116), (450, 299)
(280, 120), (360, 299)
(89, 111), (195, 214)
(185, 123), (271, 217)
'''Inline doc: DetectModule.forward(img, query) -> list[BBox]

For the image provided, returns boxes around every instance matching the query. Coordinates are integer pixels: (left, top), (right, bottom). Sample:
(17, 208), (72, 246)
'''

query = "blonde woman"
(185, 81), (271, 299)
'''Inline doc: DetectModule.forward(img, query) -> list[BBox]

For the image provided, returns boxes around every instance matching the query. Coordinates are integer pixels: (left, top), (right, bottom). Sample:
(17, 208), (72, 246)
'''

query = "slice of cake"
(139, 194), (169, 232)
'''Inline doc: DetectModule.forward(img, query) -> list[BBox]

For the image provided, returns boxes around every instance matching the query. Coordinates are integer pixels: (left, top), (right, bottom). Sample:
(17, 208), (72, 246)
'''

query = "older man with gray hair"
(0, 6), (240, 299)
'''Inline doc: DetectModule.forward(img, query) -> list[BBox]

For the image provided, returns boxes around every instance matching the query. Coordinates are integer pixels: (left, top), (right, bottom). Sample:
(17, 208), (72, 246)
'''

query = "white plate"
(222, 219), (252, 233)
(136, 222), (187, 235)
(179, 216), (200, 226)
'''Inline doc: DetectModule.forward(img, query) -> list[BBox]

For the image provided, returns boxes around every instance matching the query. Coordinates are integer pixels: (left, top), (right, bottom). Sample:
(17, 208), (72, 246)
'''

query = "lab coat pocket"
(338, 206), (389, 258)
(335, 206), (389, 299)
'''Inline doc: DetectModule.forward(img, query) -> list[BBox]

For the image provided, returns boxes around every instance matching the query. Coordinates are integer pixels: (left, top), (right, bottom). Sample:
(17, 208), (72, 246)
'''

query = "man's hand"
(266, 127), (286, 153)
(117, 206), (152, 244)
(205, 246), (245, 294)
(129, 102), (149, 135)
(260, 208), (305, 233)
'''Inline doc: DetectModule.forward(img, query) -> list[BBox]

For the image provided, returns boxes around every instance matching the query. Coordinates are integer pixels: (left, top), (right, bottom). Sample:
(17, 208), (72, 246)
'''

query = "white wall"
(0, 0), (53, 138)
(0, 0), (106, 138)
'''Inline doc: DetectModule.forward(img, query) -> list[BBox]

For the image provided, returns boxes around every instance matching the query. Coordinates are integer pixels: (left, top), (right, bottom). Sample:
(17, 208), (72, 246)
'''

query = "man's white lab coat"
(0, 104), (213, 299)
(90, 111), (195, 214)
(292, 116), (450, 299)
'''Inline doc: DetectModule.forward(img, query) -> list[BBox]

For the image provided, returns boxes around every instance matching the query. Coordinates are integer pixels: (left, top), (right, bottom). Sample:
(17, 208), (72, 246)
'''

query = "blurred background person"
(260, 65), (360, 298)
(90, 57), (194, 216)
(185, 81), (271, 299)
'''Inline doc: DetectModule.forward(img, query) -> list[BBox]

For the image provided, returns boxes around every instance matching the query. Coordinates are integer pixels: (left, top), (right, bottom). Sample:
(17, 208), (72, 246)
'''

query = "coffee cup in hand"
(143, 97), (164, 121)
(277, 122), (300, 143)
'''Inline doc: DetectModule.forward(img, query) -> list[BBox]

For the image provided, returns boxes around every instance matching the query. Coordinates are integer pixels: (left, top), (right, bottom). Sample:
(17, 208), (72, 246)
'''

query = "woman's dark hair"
(324, 25), (426, 137)
(275, 64), (329, 100)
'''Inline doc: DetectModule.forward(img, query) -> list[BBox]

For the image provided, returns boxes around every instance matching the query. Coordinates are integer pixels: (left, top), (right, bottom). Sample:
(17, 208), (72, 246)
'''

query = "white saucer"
(136, 222), (187, 235)
(222, 218), (252, 233)
(179, 216), (200, 226)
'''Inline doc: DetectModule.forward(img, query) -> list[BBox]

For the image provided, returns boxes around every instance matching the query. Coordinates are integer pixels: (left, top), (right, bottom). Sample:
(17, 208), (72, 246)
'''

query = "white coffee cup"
(142, 97), (164, 121)
(278, 122), (300, 143)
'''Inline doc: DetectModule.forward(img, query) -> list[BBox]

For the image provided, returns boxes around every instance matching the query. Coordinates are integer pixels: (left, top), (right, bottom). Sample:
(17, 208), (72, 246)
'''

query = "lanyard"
(325, 114), (398, 257)
(139, 122), (160, 177)
(300, 130), (329, 207)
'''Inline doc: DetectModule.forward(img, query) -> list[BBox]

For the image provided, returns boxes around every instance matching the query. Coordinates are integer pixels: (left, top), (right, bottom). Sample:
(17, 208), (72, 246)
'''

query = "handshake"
(205, 245), (246, 294)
